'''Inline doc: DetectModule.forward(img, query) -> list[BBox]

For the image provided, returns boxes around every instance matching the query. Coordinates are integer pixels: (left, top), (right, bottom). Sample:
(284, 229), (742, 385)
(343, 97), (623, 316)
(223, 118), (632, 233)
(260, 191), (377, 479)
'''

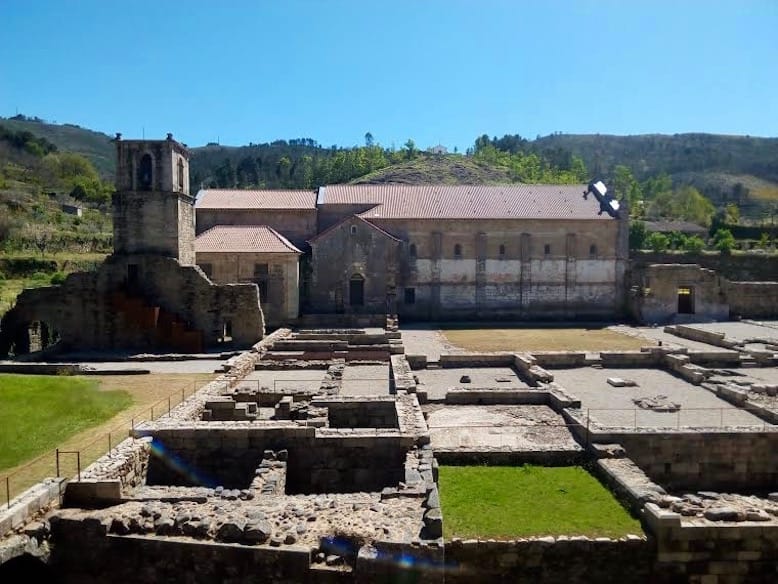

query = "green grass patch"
(439, 465), (642, 539)
(0, 374), (132, 470)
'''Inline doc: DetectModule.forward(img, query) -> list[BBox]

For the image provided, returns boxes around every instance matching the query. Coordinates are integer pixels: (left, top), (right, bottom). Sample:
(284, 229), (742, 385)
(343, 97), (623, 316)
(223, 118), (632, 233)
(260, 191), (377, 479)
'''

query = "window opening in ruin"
(499, 244), (506, 258)
(258, 281), (268, 303)
(454, 243), (462, 258)
(138, 154), (153, 190)
(677, 287), (694, 314)
(350, 225), (357, 235)
(127, 264), (139, 288)
(589, 244), (597, 257)
(223, 320), (233, 342)
(544, 244), (551, 256)
(254, 263), (269, 277)
(409, 243), (417, 258)
(404, 287), (416, 304)
(200, 263), (213, 278)
(349, 274), (365, 306)
(177, 158), (185, 191)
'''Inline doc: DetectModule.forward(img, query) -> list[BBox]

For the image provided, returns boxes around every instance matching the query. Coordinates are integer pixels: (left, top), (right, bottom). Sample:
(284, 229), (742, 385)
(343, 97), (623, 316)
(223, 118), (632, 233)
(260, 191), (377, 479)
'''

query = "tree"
(364, 132), (374, 147)
(671, 186), (715, 226)
(23, 223), (55, 257)
(403, 139), (417, 160)
(724, 203), (740, 225)
(629, 221), (647, 250)
(683, 236), (706, 252)
(612, 165), (642, 208)
(646, 232), (669, 253)
(713, 228), (735, 254)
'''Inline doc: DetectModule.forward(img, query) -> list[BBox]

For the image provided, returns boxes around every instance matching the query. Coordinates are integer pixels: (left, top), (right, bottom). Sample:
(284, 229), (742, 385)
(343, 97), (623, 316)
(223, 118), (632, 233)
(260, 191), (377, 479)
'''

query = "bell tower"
(113, 133), (195, 264)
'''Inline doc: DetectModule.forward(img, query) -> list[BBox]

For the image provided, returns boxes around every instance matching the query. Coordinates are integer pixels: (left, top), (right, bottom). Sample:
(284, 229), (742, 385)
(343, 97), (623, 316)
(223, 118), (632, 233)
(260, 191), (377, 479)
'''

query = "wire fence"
(1, 378), (205, 509)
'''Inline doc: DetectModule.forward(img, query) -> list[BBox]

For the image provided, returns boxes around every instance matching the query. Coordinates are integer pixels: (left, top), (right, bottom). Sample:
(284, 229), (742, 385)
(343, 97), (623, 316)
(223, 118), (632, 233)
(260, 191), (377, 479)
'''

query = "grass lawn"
(0, 373), (213, 498)
(0, 374), (131, 470)
(441, 327), (652, 352)
(439, 465), (642, 539)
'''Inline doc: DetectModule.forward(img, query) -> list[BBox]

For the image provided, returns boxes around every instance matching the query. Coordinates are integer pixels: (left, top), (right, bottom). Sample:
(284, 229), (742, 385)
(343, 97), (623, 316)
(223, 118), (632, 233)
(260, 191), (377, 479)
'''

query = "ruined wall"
(616, 431), (778, 491)
(309, 217), (400, 314)
(195, 208), (316, 248)
(196, 251), (299, 326)
(632, 251), (778, 282)
(0, 255), (264, 356)
(370, 217), (624, 320)
(725, 281), (778, 318)
(445, 538), (653, 584)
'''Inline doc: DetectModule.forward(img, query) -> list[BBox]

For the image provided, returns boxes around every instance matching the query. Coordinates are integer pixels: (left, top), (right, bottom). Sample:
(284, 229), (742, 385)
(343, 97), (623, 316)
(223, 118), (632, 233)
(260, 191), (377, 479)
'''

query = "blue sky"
(1, 1), (776, 150)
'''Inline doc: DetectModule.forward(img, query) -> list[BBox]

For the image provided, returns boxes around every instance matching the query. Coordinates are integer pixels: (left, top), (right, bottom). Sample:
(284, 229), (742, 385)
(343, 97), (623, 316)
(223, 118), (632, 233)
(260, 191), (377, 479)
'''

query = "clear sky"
(1, 1), (776, 150)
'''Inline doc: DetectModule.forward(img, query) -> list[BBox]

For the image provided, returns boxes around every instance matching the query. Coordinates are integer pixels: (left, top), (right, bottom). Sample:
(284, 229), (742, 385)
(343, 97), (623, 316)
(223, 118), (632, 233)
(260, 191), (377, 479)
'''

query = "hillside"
(351, 155), (512, 185)
(0, 116), (115, 178)
(4, 115), (778, 218)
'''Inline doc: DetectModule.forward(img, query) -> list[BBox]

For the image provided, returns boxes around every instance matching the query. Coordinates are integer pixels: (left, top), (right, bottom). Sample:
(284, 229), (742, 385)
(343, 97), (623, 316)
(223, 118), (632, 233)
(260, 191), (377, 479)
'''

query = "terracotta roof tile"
(196, 189), (316, 210)
(320, 184), (612, 220)
(195, 226), (302, 254)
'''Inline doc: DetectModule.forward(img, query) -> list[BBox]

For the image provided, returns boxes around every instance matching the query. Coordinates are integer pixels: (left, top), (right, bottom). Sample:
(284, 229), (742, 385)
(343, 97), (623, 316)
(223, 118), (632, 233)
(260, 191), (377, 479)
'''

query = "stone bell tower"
(113, 133), (195, 265)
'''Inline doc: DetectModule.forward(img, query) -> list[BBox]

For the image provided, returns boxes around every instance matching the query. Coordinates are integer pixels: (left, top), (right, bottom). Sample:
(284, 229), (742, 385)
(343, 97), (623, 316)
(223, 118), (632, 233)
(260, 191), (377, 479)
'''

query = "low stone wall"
(439, 354), (514, 367)
(530, 351), (587, 368)
(444, 537), (653, 584)
(726, 281), (778, 319)
(600, 351), (660, 368)
(390, 354), (416, 393)
(0, 478), (65, 537)
(312, 397), (399, 429)
(667, 325), (735, 349)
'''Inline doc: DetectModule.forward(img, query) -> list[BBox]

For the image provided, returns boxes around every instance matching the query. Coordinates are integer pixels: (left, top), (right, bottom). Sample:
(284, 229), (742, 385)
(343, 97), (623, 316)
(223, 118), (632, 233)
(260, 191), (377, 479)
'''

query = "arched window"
(409, 243), (417, 258)
(499, 244), (506, 258)
(350, 225), (357, 235)
(454, 244), (462, 258)
(177, 158), (185, 192)
(138, 154), (153, 190)
(544, 244), (551, 256)
(589, 244), (597, 257)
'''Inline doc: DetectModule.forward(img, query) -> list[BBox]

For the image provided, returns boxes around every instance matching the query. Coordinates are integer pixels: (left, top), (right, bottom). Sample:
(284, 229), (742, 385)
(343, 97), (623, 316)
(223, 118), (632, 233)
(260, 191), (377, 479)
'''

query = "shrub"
(50, 271), (66, 285)
(683, 236), (706, 252)
(646, 232), (669, 253)
(713, 228), (736, 254)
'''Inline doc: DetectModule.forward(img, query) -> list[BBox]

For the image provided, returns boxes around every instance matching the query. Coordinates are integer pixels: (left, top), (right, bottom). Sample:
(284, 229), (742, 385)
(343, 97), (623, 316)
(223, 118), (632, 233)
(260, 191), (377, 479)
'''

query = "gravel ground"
(550, 367), (767, 429)
(340, 365), (390, 396)
(426, 405), (580, 451)
(241, 370), (327, 393)
(610, 325), (722, 351)
(399, 326), (462, 360)
(78, 360), (228, 374)
(415, 367), (529, 400)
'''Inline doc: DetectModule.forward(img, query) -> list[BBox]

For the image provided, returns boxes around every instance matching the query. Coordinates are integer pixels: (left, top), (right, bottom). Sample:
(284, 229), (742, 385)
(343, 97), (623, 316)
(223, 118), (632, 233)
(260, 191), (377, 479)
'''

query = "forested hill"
(3, 115), (778, 217)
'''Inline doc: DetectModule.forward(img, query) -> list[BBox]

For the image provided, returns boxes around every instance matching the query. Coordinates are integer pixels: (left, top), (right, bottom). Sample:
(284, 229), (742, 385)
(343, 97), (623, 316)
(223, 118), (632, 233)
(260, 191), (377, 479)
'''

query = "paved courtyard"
(426, 405), (581, 452)
(340, 364), (390, 396)
(610, 325), (722, 351)
(241, 369), (326, 393)
(550, 367), (768, 429)
(415, 366), (530, 400)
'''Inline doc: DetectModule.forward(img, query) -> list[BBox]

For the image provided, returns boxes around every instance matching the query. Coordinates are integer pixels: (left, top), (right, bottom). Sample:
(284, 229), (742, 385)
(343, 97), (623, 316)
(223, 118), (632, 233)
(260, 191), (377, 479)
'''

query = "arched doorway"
(349, 274), (364, 307)
(138, 153), (153, 190)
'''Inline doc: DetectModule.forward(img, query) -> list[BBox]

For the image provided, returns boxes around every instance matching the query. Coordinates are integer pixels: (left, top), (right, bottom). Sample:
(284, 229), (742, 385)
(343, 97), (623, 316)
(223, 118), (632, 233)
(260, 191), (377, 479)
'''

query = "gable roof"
(308, 215), (401, 244)
(643, 220), (707, 234)
(195, 225), (302, 254)
(319, 184), (612, 220)
(195, 189), (316, 210)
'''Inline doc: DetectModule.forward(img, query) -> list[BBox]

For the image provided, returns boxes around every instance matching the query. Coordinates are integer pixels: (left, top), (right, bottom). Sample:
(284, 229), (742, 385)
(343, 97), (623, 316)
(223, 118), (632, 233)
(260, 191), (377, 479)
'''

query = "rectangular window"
(404, 287), (416, 304)
(254, 263), (269, 277)
(544, 244), (551, 256)
(200, 263), (213, 278)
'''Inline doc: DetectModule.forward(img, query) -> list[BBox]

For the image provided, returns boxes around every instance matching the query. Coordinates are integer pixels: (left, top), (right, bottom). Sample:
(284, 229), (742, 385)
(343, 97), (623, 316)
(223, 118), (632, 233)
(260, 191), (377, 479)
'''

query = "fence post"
(150, 406), (154, 420)
(56, 448), (60, 477)
(586, 409), (590, 447)
(76, 452), (81, 482)
(168, 396), (171, 415)
(181, 387), (185, 403)
(5, 476), (9, 509)
(677, 409), (681, 430)
(108, 432), (112, 454)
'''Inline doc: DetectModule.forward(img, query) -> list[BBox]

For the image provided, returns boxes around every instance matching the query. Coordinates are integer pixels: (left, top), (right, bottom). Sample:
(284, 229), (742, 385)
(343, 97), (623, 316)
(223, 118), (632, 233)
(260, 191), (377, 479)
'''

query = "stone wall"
(615, 431), (778, 491)
(196, 250), (299, 326)
(726, 281), (778, 318)
(0, 255), (264, 356)
(195, 208), (317, 249)
(632, 251), (778, 282)
(445, 537), (653, 584)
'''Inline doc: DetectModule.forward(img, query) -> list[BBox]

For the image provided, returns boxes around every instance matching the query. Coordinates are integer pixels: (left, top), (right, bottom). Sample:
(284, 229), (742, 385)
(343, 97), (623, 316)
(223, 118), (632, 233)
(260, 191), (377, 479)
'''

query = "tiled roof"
(195, 226), (302, 254)
(195, 189), (316, 210)
(644, 221), (707, 234)
(320, 184), (612, 220)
